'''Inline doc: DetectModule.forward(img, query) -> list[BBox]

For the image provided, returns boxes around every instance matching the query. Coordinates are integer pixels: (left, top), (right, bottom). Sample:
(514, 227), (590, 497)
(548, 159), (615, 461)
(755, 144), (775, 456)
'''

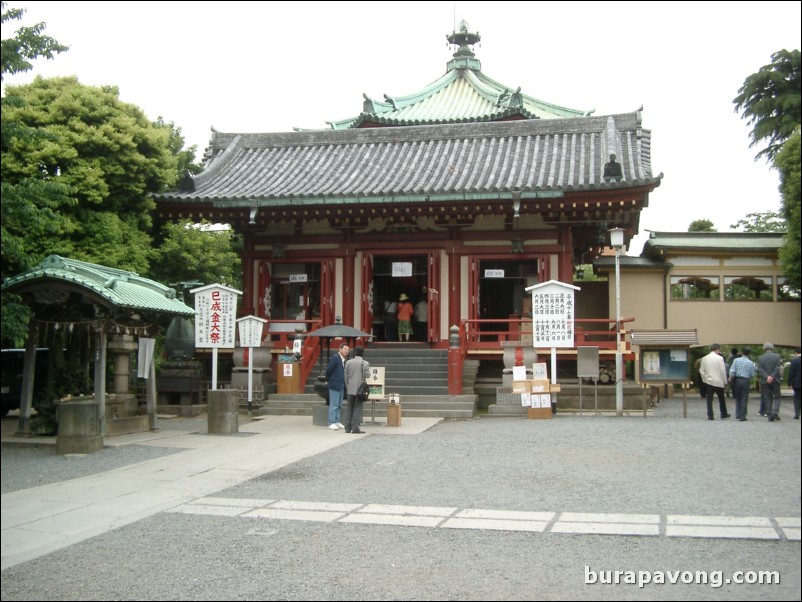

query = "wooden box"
(528, 407), (553, 420)
(387, 403), (402, 427)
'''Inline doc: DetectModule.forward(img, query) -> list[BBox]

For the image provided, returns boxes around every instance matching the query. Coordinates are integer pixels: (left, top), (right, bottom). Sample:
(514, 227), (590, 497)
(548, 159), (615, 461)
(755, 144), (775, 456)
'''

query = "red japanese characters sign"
(191, 284), (241, 349)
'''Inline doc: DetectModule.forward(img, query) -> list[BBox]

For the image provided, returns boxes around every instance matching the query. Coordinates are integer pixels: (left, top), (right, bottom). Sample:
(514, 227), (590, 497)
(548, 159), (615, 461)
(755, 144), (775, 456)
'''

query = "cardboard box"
(512, 380), (530, 393)
(528, 407), (553, 420)
(387, 403), (402, 427)
(530, 379), (550, 393)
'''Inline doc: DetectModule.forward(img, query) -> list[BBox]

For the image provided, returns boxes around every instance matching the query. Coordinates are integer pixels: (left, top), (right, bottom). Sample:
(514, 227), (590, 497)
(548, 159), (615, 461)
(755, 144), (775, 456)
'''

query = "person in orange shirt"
(396, 293), (414, 342)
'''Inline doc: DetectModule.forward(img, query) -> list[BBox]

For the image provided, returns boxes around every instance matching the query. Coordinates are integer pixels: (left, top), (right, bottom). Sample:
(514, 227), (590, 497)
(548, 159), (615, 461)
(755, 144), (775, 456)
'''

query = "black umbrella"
(304, 319), (373, 401)
(305, 320), (373, 375)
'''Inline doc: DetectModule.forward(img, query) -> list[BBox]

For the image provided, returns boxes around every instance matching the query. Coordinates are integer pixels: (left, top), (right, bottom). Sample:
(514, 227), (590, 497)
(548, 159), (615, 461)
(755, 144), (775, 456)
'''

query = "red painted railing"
(264, 317), (635, 394)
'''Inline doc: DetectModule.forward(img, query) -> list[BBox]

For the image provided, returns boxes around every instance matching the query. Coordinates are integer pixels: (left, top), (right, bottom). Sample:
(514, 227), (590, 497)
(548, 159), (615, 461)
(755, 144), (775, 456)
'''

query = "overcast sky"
(6, 1), (801, 254)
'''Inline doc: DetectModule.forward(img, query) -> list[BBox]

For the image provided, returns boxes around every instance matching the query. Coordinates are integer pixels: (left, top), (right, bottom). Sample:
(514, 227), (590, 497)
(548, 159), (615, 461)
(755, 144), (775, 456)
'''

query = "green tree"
(733, 49), (801, 161)
(1, 2), (69, 346)
(688, 219), (716, 232)
(776, 128), (801, 292)
(0, 2), (67, 81)
(154, 117), (203, 177)
(2, 75), (179, 273)
(149, 220), (242, 290)
(729, 210), (785, 232)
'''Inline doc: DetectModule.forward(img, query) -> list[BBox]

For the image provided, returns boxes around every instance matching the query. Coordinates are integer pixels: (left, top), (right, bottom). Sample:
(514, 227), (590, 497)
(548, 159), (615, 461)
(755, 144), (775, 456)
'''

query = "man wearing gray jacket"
(343, 347), (370, 434)
(756, 342), (783, 422)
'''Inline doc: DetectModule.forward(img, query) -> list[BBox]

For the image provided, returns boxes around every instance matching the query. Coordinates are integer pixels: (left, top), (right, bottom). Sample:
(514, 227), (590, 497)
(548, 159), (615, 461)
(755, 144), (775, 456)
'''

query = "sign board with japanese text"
(236, 315), (267, 348)
(525, 280), (580, 348)
(191, 284), (242, 349)
(367, 366), (385, 401)
(392, 262), (412, 277)
(636, 347), (690, 384)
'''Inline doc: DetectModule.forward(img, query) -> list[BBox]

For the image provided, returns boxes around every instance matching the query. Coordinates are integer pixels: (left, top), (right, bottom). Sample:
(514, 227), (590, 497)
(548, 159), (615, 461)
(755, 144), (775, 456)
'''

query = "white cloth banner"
(138, 338), (156, 379)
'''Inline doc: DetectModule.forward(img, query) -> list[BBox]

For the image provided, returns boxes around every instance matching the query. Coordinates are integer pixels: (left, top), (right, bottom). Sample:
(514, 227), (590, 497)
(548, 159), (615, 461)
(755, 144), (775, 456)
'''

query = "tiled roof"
(642, 231), (785, 258)
(325, 66), (591, 130)
(160, 113), (660, 206)
(594, 256), (671, 270)
(2, 255), (195, 316)
(318, 23), (591, 130)
(630, 330), (699, 346)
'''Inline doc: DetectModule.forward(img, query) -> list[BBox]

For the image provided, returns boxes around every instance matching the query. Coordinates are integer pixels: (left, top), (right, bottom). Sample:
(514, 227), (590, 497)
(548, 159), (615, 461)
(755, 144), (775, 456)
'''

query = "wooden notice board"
(637, 347), (691, 384)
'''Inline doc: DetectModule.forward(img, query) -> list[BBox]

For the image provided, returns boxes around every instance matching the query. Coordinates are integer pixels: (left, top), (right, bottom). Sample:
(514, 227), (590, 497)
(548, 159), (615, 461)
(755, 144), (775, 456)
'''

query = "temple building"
(155, 23), (664, 391)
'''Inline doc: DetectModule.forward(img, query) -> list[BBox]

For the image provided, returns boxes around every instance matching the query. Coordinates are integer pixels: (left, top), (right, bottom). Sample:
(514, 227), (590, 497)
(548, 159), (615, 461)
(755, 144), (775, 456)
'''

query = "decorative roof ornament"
(362, 93), (377, 113)
(298, 25), (594, 131)
(507, 87), (523, 109)
(446, 20), (481, 72)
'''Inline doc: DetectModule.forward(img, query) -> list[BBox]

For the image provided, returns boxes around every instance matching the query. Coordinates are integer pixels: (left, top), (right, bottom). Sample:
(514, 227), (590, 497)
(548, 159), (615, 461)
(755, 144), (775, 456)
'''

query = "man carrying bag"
(344, 346), (370, 434)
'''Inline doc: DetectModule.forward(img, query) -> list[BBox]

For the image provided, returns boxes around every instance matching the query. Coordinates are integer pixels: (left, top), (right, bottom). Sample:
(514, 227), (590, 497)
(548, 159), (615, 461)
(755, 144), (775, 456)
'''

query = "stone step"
(260, 394), (477, 419)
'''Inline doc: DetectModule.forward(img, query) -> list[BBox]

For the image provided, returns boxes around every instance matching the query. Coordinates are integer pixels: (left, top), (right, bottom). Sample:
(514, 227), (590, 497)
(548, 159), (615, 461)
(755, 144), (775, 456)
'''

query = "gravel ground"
(0, 414), (206, 494)
(1, 394), (800, 601)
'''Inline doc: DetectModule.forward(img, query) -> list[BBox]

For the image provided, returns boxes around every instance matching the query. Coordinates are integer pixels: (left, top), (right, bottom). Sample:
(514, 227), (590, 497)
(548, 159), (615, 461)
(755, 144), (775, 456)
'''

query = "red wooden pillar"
(241, 235), (255, 315)
(342, 250), (355, 326)
(447, 246), (461, 333)
(558, 226), (574, 283)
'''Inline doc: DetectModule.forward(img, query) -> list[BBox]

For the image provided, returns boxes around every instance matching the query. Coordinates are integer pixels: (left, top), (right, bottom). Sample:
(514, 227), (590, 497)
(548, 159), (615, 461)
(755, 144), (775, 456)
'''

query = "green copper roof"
(642, 231), (785, 258)
(320, 23), (592, 130)
(2, 255), (195, 317)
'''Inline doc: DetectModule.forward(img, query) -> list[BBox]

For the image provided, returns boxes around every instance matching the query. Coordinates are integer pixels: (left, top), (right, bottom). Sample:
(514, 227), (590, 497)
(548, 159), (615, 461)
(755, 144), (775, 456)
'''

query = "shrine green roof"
(311, 23), (592, 131)
(2, 255), (195, 317)
(642, 232), (785, 258)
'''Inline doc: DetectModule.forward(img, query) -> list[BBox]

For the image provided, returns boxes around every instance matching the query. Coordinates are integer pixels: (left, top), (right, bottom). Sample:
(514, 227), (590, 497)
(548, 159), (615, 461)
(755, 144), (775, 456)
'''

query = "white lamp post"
(609, 227), (625, 417)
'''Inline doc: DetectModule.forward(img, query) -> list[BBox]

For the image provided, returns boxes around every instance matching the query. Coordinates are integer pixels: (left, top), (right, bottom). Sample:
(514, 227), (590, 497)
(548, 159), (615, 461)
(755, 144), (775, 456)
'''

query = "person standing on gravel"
(728, 347), (756, 421)
(343, 346), (370, 434)
(757, 342), (783, 422)
(325, 343), (350, 430)
(700, 343), (729, 421)
(788, 348), (801, 420)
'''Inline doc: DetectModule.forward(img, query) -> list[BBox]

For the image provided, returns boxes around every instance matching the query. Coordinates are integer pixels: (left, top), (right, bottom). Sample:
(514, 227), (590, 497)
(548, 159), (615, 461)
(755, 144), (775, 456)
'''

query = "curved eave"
(469, 70), (592, 118)
(3, 271), (195, 317)
(344, 108), (537, 128)
(323, 62), (591, 130)
(158, 178), (661, 207)
(169, 114), (657, 205)
(642, 232), (786, 258)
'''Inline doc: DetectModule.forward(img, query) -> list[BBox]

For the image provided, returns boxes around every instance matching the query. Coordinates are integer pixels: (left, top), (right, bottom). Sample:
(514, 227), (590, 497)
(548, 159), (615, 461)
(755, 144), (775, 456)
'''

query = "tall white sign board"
(525, 280), (581, 387)
(236, 315), (267, 411)
(237, 315), (267, 348)
(525, 280), (580, 348)
(191, 284), (243, 389)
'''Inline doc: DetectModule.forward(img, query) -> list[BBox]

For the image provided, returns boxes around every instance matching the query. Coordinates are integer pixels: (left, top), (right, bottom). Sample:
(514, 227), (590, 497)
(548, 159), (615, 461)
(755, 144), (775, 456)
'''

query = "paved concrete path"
(1, 416), (438, 570)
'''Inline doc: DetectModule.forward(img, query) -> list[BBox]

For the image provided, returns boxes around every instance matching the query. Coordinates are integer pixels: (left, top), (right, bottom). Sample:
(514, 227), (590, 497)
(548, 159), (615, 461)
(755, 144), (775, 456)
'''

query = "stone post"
(207, 389), (239, 435)
(106, 334), (138, 394)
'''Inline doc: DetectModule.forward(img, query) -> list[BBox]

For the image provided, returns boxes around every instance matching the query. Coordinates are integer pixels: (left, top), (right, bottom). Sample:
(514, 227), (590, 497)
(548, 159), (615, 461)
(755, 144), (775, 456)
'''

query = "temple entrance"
(261, 262), (322, 333)
(371, 254), (428, 342)
(477, 259), (540, 332)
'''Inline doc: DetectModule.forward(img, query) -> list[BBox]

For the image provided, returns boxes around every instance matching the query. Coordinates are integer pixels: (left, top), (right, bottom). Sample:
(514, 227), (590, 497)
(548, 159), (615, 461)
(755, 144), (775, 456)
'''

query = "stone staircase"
(260, 343), (477, 419)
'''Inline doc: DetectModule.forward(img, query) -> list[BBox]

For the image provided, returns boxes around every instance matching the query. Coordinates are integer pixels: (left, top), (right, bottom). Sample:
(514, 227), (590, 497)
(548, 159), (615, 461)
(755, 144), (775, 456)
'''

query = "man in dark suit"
(325, 343), (350, 430)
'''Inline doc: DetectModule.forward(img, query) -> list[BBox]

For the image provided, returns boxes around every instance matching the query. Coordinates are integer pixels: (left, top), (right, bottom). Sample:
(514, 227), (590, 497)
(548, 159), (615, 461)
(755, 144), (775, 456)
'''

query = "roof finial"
(446, 22), (481, 72)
